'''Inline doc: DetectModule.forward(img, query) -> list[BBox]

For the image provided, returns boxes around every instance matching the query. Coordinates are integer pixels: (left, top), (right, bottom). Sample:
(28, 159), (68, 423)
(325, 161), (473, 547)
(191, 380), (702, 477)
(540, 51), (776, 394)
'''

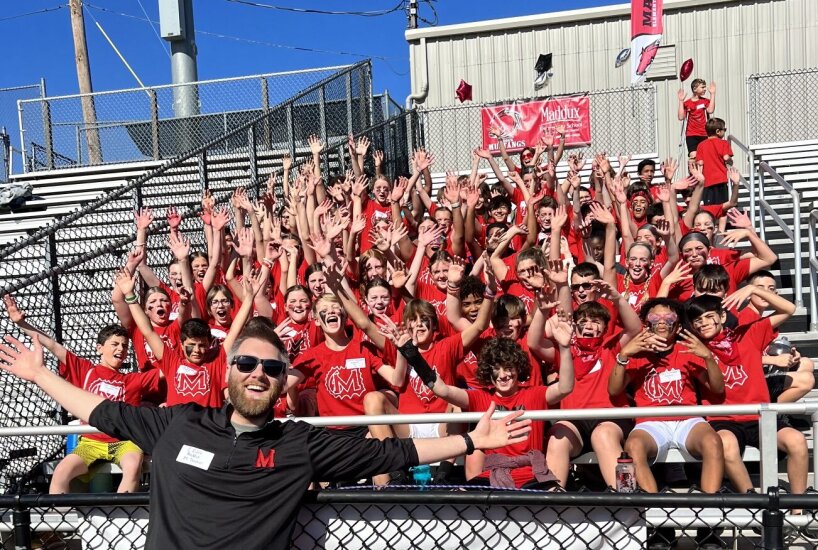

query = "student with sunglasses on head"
(0, 322), (530, 550)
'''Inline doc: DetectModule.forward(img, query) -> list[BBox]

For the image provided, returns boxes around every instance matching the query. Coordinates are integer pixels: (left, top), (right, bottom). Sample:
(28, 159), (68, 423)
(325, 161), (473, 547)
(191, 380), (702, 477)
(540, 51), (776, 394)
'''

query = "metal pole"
(248, 125), (258, 199)
(318, 85), (328, 177)
(758, 162), (767, 242)
(41, 98), (54, 171)
(748, 149), (757, 231)
(167, 0), (199, 118)
(793, 192), (803, 308)
(261, 77), (271, 150)
(759, 407), (779, 492)
(75, 125), (81, 165)
(12, 501), (32, 550)
(149, 89), (160, 160)
(286, 103), (295, 161)
(198, 150), (209, 191)
(809, 212), (818, 332)
(17, 97), (27, 174)
(346, 72), (353, 135)
(762, 487), (784, 550)
(47, 233), (63, 344)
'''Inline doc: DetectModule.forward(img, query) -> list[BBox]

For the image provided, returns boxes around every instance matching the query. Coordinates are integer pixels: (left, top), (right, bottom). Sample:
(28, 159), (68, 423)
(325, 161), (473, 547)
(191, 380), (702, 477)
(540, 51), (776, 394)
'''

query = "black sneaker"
(646, 527), (676, 550)
(387, 470), (411, 486)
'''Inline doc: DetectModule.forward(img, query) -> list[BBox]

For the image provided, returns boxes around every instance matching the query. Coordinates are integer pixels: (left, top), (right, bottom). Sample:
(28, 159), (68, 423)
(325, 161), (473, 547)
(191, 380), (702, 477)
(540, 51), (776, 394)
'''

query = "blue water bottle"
(411, 465), (431, 490)
(65, 420), (81, 453)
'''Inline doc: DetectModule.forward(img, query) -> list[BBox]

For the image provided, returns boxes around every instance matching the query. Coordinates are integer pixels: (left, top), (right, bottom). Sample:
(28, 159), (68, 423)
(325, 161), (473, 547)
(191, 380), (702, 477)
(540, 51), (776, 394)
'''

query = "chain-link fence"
(17, 65), (358, 171)
(418, 85), (657, 170)
(1, 489), (817, 549)
(0, 83), (44, 179)
(0, 59), (420, 493)
(747, 67), (818, 146)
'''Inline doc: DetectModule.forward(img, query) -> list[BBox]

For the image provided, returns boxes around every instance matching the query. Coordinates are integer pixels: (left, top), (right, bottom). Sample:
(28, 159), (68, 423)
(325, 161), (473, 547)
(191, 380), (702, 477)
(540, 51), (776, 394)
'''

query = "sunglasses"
(570, 282), (594, 292)
(231, 355), (287, 378)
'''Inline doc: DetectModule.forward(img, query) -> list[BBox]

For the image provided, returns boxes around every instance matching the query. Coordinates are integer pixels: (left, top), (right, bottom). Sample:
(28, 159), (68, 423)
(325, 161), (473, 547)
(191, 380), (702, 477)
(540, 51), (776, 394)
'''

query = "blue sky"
(2, 1), (617, 100)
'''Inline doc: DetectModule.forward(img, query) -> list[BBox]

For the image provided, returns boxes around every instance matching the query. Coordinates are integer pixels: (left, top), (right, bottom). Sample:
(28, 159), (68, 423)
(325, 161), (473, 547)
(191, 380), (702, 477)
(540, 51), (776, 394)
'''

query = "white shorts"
(409, 423), (440, 439)
(631, 418), (705, 463)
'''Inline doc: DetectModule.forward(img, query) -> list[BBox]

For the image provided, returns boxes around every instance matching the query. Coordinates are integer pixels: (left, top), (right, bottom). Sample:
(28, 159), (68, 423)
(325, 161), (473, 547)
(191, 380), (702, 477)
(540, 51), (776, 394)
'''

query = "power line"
(134, 0), (171, 58)
(224, 0), (406, 17)
(84, 3), (404, 63)
(0, 4), (66, 24)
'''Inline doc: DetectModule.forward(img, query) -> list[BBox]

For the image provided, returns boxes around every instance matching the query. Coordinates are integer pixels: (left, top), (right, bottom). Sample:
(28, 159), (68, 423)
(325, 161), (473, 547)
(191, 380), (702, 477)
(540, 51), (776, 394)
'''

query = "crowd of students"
(2, 77), (814, 546)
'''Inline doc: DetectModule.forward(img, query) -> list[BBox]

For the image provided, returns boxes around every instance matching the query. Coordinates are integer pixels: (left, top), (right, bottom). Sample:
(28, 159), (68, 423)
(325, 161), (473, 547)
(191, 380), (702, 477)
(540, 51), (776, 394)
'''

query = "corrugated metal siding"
(408, 0), (818, 158)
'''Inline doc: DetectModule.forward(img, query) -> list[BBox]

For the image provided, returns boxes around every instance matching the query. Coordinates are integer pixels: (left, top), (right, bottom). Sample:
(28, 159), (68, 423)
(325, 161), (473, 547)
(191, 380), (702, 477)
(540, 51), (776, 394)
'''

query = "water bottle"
(615, 452), (636, 493)
(410, 465), (432, 490)
(65, 420), (81, 454)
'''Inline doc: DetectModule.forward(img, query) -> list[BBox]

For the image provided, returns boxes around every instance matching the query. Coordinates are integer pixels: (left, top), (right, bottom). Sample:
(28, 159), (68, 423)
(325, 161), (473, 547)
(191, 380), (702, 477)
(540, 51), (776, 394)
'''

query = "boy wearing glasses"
(116, 263), (267, 407)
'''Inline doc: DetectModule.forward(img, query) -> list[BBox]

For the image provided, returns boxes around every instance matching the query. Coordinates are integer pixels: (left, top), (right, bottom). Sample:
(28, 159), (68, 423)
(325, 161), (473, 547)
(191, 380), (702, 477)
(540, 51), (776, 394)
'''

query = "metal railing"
(17, 65), (354, 171)
(2, 402), (816, 496)
(756, 161), (804, 307)
(727, 134), (757, 230)
(808, 209), (818, 332)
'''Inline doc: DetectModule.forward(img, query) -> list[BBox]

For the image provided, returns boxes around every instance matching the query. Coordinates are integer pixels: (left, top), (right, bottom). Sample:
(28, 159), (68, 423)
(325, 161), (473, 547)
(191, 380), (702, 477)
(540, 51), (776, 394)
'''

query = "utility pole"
(69, 0), (102, 164)
(159, 0), (200, 118)
(407, 0), (418, 29)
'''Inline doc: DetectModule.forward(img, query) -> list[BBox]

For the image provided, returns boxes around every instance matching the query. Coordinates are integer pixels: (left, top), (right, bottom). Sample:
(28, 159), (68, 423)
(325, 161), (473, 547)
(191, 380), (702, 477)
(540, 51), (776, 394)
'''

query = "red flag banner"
(630, 0), (663, 84)
(481, 96), (591, 153)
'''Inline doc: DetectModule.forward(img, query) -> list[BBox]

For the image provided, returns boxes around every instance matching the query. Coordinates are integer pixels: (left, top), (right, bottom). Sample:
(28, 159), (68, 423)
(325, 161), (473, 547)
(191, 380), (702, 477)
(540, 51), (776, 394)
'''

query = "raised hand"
(677, 89), (687, 102)
(610, 176), (627, 204)
(708, 81), (716, 95)
(671, 176), (697, 192)
(414, 149), (435, 171)
(443, 172), (460, 204)
(0, 335), (46, 383)
(390, 221), (408, 246)
(418, 224), (444, 248)
(211, 206), (230, 232)
(535, 288), (559, 312)
(351, 175), (368, 197)
(447, 256), (467, 285)
(588, 202), (615, 225)
(376, 314), (412, 347)
(665, 260), (692, 286)
(726, 208), (751, 229)
(718, 228), (749, 248)
(654, 218), (672, 239)
(232, 227), (255, 258)
(314, 198), (332, 220)
(265, 239), (283, 263)
(3, 294), (25, 324)
(391, 177), (408, 202)
(655, 182), (671, 203)
(308, 134), (325, 155)
(282, 153), (292, 171)
(662, 157), (679, 181)
(591, 278), (622, 301)
(355, 136), (371, 157)
(390, 262), (408, 290)
(618, 154), (631, 173)
(688, 163), (705, 184)
(544, 259), (568, 286)
(373, 149), (384, 167)
(678, 329), (714, 360)
(134, 207), (154, 230)
(469, 403), (532, 452)
(473, 147), (492, 160)
(620, 328), (667, 357)
(546, 308), (574, 347)
(350, 214), (366, 235)
(166, 207), (182, 230)
(125, 246), (145, 273)
(727, 166), (742, 185)
(114, 266), (138, 297)
(722, 284), (756, 312)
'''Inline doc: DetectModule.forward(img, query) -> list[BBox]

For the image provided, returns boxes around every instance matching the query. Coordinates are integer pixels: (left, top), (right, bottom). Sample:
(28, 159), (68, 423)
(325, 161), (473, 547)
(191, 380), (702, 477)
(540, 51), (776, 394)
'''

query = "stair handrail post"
(727, 135), (757, 232)
(808, 209), (818, 332)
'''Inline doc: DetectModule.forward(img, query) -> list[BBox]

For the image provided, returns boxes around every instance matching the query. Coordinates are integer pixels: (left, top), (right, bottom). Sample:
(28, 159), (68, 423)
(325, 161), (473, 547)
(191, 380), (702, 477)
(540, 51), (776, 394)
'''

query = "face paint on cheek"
(421, 318), (432, 330)
(185, 345), (196, 357)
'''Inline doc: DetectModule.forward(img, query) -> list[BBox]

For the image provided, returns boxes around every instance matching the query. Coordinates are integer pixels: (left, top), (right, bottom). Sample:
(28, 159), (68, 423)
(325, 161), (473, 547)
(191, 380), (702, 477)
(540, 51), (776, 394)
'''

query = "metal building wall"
(406, 0), (818, 157)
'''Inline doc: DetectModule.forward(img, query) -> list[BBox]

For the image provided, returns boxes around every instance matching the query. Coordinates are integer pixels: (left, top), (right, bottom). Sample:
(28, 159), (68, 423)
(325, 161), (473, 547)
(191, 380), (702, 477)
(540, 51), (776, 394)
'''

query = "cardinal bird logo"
(490, 108), (523, 139)
(636, 39), (661, 76)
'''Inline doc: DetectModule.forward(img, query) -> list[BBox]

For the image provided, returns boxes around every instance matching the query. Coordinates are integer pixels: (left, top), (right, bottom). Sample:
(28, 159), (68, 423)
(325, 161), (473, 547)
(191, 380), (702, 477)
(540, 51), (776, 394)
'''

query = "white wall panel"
(407, 0), (817, 161)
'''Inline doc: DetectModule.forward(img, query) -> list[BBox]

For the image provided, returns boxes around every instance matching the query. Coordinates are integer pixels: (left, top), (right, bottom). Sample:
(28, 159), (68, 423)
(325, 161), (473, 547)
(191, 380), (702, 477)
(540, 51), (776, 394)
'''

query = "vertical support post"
(758, 162), (767, 242)
(17, 96), (28, 174)
(75, 125), (82, 165)
(247, 125), (258, 199)
(762, 486), (784, 550)
(149, 89), (160, 160)
(748, 149), (757, 231)
(261, 77), (271, 151)
(812, 409), (818, 487)
(318, 85), (328, 177)
(286, 103), (295, 161)
(366, 63), (375, 129)
(759, 406), (779, 492)
(42, 98), (54, 170)
(809, 213), (818, 332)
(792, 190), (803, 308)
(12, 500), (32, 550)
(47, 233), (63, 345)
(198, 150), (209, 192)
(345, 72), (354, 136)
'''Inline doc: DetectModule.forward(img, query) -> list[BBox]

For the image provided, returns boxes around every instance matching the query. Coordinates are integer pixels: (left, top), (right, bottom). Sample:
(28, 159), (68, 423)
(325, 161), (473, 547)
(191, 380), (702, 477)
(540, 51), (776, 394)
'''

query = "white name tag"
(176, 445), (214, 470)
(346, 358), (366, 370)
(659, 369), (682, 383)
(178, 365), (198, 376)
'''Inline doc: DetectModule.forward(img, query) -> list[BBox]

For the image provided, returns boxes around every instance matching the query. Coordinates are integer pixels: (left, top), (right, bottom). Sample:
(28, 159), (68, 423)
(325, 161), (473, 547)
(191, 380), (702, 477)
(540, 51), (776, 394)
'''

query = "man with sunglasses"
(0, 323), (531, 550)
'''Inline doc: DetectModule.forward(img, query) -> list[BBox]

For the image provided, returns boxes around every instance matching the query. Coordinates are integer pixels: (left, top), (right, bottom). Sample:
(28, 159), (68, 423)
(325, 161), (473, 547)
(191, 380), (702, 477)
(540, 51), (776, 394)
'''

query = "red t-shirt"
(684, 97), (710, 137)
(416, 280), (448, 317)
(360, 198), (393, 252)
(558, 335), (628, 410)
(61, 352), (161, 443)
(668, 258), (750, 302)
(158, 345), (227, 408)
(616, 271), (662, 313)
(129, 320), (181, 372)
(292, 331), (385, 424)
(625, 345), (706, 422)
(500, 262), (536, 317)
(702, 319), (774, 422)
(696, 138), (733, 187)
(274, 317), (325, 363)
(467, 386), (549, 487)
(384, 334), (464, 414)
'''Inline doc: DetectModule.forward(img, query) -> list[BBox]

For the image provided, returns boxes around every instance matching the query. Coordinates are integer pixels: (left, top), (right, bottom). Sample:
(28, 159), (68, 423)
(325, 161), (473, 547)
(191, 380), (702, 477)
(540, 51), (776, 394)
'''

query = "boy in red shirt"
(678, 79), (716, 159)
(695, 118), (733, 232)
(116, 264), (266, 408)
(4, 296), (160, 494)
(685, 295), (807, 499)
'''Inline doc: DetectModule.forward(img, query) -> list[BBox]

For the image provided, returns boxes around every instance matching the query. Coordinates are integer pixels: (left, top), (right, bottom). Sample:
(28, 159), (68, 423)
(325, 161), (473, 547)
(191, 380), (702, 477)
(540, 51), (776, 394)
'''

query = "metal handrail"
(1, 402), (815, 492)
(757, 160), (803, 307)
(726, 135), (756, 230)
(809, 208), (818, 332)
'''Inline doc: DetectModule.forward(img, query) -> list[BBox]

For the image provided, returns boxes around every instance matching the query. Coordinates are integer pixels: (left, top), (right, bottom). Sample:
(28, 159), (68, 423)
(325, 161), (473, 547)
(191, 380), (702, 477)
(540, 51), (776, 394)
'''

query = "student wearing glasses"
(0, 322), (531, 549)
